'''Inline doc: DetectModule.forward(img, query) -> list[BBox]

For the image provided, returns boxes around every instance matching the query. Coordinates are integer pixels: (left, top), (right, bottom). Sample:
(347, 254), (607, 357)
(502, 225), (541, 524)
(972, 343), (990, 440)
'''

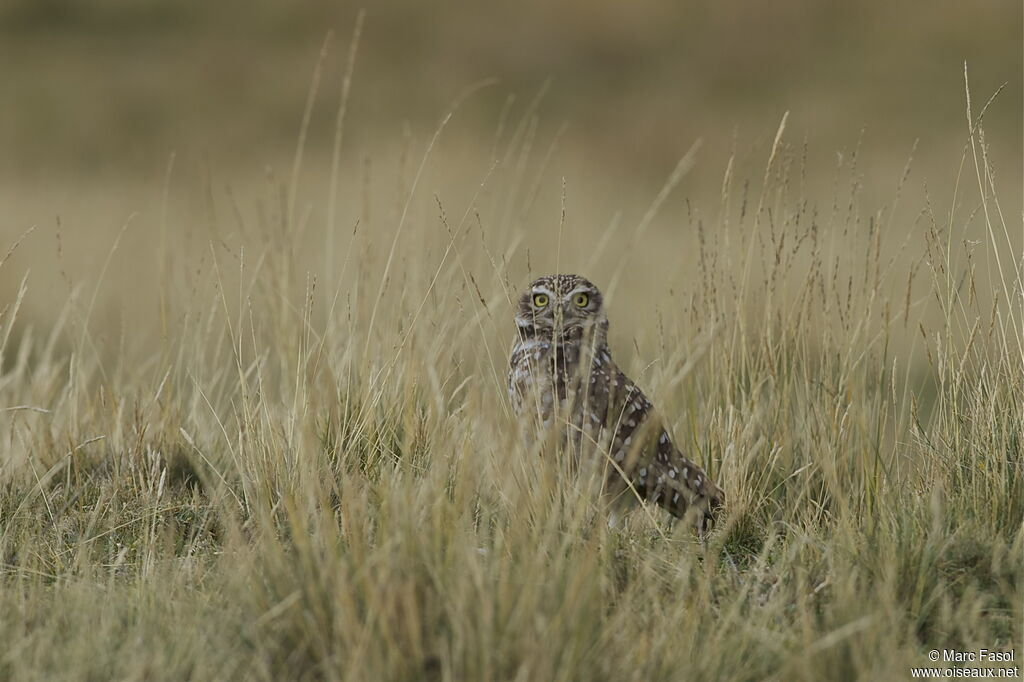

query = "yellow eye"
(573, 292), (589, 307)
(532, 293), (549, 307)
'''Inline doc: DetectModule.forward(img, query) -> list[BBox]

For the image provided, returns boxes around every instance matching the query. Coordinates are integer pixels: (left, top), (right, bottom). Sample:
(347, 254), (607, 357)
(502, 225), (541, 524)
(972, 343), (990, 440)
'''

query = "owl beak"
(553, 306), (565, 333)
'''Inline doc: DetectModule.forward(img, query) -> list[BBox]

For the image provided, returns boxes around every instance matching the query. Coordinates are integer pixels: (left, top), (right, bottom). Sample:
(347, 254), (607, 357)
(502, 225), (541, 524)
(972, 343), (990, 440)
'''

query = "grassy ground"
(0, 71), (1021, 680)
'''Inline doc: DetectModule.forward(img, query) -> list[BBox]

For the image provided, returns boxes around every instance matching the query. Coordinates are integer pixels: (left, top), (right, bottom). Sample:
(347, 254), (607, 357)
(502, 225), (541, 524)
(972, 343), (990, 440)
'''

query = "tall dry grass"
(0, 60), (1020, 680)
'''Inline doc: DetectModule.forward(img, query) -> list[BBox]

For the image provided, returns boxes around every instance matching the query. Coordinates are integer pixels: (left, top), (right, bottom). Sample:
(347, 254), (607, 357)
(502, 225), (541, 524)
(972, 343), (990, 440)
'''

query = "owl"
(508, 274), (724, 530)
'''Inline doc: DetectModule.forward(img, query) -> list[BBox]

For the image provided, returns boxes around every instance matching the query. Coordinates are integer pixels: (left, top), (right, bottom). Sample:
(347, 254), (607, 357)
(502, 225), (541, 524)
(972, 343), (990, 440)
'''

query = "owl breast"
(508, 337), (557, 425)
(508, 336), (613, 454)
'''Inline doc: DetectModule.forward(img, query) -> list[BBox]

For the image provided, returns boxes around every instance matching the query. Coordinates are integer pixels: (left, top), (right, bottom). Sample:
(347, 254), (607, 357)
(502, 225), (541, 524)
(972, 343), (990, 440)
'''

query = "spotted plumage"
(508, 274), (724, 530)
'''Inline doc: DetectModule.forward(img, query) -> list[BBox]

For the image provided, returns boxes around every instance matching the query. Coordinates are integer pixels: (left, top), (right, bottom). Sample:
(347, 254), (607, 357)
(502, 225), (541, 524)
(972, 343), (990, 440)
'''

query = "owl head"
(514, 273), (609, 343)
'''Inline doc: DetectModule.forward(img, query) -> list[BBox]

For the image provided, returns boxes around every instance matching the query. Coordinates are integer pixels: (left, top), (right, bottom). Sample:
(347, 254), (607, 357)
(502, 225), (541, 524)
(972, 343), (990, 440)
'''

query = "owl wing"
(605, 372), (724, 530)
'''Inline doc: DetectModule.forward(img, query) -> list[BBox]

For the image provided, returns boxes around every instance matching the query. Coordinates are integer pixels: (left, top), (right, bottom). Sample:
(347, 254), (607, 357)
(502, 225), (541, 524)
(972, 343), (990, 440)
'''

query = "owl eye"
(573, 292), (589, 307)
(532, 293), (549, 307)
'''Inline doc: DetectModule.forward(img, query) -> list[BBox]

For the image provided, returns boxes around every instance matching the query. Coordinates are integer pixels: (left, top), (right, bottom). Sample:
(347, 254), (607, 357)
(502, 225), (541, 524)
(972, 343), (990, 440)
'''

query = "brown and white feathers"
(508, 273), (724, 530)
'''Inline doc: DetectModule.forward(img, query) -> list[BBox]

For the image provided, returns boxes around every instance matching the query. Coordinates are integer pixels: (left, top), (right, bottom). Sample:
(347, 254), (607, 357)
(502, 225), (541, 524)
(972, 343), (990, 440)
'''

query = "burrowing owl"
(508, 274), (724, 530)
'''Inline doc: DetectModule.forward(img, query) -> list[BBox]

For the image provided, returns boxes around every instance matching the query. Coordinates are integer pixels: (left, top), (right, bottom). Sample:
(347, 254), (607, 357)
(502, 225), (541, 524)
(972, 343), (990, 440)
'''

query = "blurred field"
(2, 1), (1020, 182)
(0, 2), (1021, 681)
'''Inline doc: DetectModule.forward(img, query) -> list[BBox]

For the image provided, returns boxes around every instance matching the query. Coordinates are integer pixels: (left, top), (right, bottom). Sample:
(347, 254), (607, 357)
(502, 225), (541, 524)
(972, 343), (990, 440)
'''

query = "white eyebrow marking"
(531, 286), (556, 297)
(565, 286), (594, 299)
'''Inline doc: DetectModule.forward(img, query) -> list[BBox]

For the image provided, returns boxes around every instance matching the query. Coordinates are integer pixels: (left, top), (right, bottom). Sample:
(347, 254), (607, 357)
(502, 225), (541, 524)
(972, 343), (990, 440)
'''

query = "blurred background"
(0, 0), (1020, 339)
(1, 0), (1018, 180)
